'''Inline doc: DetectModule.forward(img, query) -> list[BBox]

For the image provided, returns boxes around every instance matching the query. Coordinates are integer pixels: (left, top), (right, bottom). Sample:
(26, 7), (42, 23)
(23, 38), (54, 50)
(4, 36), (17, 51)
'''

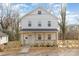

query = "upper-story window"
(48, 34), (51, 40)
(38, 10), (41, 14)
(38, 21), (41, 27)
(28, 21), (31, 27)
(48, 21), (51, 27)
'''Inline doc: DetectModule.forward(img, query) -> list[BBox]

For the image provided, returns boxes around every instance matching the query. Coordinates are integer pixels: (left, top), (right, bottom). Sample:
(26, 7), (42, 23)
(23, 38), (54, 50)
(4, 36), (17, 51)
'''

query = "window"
(38, 34), (41, 40)
(48, 21), (51, 27)
(48, 34), (51, 40)
(25, 37), (28, 39)
(38, 10), (41, 14)
(38, 21), (41, 27)
(28, 21), (31, 27)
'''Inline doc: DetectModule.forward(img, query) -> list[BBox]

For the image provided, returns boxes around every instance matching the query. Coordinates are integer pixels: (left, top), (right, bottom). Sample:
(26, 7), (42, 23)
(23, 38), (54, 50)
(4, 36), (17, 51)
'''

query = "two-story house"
(20, 7), (59, 46)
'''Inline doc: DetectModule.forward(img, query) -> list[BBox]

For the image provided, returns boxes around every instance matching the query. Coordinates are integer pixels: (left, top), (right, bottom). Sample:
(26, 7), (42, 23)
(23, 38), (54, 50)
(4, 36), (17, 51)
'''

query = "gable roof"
(21, 7), (58, 20)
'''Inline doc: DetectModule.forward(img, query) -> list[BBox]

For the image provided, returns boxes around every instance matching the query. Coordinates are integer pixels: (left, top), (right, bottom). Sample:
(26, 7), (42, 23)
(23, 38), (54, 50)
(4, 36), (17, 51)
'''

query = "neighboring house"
(0, 31), (8, 45)
(20, 7), (59, 46)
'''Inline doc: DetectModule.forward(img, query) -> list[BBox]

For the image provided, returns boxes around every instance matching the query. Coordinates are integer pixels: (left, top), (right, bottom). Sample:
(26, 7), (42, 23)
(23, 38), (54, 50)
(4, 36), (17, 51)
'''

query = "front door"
(28, 35), (32, 43)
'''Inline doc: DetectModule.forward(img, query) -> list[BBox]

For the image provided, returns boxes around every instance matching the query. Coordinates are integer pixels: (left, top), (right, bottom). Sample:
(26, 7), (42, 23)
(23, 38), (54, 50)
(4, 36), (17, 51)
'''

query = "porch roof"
(20, 29), (58, 32)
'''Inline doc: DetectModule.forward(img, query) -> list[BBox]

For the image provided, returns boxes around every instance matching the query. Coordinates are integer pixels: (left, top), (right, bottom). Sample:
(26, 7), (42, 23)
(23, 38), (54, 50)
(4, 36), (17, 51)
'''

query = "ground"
(1, 40), (79, 56)
(1, 47), (79, 56)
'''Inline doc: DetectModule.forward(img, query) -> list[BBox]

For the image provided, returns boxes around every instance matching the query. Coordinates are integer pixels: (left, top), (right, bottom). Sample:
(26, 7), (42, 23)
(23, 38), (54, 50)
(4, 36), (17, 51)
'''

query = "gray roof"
(0, 31), (7, 37)
(21, 29), (58, 32)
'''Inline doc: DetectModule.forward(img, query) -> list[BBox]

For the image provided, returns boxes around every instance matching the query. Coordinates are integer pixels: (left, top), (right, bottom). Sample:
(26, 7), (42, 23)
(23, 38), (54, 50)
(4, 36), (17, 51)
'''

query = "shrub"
(50, 44), (53, 47)
(41, 44), (44, 47)
(53, 41), (58, 47)
(44, 44), (47, 47)
(46, 43), (50, 47)
(4, 41), (21, 50)
(33, 44), (38, 47)
(4, 43), (7, 45)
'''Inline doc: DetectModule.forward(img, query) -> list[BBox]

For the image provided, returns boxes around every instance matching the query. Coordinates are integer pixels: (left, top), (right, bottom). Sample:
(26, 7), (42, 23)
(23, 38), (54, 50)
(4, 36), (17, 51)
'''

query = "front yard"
(0, 41), (22, 55)
(1, 40), (79, 56)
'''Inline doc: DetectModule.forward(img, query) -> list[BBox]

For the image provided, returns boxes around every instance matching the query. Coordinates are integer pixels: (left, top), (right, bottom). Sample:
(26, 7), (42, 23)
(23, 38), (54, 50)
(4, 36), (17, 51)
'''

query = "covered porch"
(20, 29), (58, 46)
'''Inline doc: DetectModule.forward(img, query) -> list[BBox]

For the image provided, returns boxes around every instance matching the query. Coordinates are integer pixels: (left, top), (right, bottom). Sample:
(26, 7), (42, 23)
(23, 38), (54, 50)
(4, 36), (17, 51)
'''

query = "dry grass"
(58, 40), (79, 48)
(29, 47), (58, 53)
(0, 41), (22, 55)
(1, 41), (21, 52)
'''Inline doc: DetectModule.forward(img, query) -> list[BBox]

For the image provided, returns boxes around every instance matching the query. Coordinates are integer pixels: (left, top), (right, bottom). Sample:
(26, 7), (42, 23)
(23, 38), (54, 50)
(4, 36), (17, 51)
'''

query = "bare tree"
(0, 4), (20, 41)
(58, 4), (66, 40)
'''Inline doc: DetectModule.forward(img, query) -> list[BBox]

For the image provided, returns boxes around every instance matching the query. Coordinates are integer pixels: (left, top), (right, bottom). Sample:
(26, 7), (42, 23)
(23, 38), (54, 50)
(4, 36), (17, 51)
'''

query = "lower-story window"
(48, 34), (51, 40)
(38, 34), (41, 40)
(25, 37), (28, 39)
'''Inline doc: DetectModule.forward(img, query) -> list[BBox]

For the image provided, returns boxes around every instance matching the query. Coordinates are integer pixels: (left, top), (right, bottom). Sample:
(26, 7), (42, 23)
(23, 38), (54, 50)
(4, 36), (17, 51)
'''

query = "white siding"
(20, 7), (59, 45)
(20, 15), (59, 29)
(21, 32), (57, 45)
(20, 8), (59, 30)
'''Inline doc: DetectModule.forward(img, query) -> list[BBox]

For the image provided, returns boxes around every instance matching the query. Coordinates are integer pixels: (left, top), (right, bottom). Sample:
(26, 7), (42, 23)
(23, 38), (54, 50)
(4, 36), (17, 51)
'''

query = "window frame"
(48, 34), (51, 40)
(38, 10), (41, 15)
(38, 21), (41, 27)
(28, 21), (31, 27)
(38, 34), (41, 40)
(25, 37), (28, 39)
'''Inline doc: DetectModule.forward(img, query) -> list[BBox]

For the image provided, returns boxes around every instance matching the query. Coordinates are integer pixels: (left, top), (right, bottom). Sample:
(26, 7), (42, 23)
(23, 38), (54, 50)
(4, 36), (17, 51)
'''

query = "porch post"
(43, 32), (45, 45)
(23, 32), (25, 46)
(35, 32), (36, 45)
(57, 32), (58, 46)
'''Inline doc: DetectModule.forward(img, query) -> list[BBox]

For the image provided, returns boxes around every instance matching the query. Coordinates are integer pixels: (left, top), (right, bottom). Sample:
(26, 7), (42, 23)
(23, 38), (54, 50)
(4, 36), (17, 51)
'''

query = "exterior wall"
(20, 15), (59, 29)
(0, 36), (8, 44)
(20, 8), (59, 29)
(20, 8), (59, 46)
(20, 32), (57, 45)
